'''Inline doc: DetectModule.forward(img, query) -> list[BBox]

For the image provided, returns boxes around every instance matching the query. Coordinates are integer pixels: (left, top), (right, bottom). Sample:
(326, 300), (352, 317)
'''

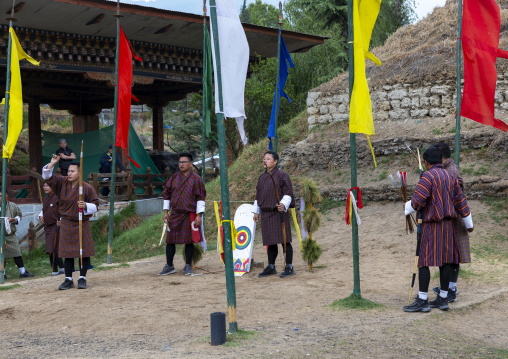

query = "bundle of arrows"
(389, 171), (415, 234)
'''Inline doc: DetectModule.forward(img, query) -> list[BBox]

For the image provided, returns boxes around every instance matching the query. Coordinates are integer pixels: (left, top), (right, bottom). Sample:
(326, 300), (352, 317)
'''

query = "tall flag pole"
(1, 0), (39, 283)
(273, 2), (283, 153)
(454, 0), (463, 167)
(347, 0), (360, 297)
(209, 0), (251, 333)
(0, 1), (16, 285)
(201, 1), (208, 183)
(107, 0), (123, 264)
(267, 2), (295, 152)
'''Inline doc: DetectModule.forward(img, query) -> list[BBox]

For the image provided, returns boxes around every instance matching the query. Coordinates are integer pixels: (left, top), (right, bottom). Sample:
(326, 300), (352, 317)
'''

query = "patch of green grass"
(464, 147), (473, 154)
(329, 294), (385, 311)
(458, 267), (481, 280)
(449, 127), (456, 133)
(94, 263), (130, 272)
(378, 170), (388, 181)
(462, 166), (474, 175)
(320, 196), (345, 215)
(0, 284), (22, 291)
(224, 329), (259, 347)
(474, 166), (490, 176)
(484, 197), (508, 225)
(313, 265), (327, 269)
(432, 128), (443, 135)
(381, 153), (395, 164)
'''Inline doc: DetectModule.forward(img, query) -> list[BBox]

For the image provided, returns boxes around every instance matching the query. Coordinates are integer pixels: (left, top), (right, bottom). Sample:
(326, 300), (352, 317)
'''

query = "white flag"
(209, 0), (250, 145)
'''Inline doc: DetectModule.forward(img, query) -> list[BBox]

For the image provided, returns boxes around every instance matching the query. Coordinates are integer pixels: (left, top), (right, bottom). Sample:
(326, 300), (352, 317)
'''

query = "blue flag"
(267, 35), (295, 150)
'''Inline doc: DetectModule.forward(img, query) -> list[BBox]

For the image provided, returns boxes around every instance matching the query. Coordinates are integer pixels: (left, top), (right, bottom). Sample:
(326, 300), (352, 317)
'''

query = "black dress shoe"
(258, 265), (277, 277)
(19, 271), (35, 278)
(59, 279), (75, 290)
(403, 297), (431, 312)
(77, 278), (87, 289)
(279, 265), (296, 278)
(3, 274), (6, 280)
(429, 295), (449, 310)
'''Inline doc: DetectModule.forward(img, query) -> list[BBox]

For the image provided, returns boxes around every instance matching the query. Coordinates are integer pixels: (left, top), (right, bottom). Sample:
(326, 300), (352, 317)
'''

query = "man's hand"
(468, 227), (474, 233)
(78, 201), (86, 209)
(109, 158), (112, 162)
(39, 216), (44, 223)
(56, 220), (61, 226)
(8, 217), (16, 223)
(49, 154), (60, 168)
(195, 215), (202, 227)
(163, 211), (169, 224)
(253, 213), (260, 223)
(277, 203), (285, 212)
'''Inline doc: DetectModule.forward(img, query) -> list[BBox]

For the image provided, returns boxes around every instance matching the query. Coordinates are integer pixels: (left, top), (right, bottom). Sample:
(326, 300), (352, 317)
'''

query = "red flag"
(460, 0), (508, 132)
(115, 27), (143, 167)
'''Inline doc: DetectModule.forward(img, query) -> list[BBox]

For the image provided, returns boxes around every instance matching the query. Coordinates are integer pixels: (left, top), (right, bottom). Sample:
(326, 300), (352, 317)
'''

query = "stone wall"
(306, 78), (508, 128)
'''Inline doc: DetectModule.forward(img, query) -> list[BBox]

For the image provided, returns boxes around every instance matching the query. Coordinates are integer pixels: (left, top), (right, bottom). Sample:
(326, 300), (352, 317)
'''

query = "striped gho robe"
(162, 171), (206, 244)
(252, 167), (294, 246)
(43, 167), (99, 258)
(442, 158), (471, 263)
(409, 164), (471, 267)
(41, 193), (60, 255)
(3, 201), (22, 258)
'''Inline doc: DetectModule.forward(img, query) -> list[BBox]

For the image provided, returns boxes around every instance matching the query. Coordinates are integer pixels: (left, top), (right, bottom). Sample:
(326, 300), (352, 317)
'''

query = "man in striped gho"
(432, 142), (470, 303)
(43, 155), (99, 290)
(403, 146), (474, 313)
(252, 151), (295, 278)
(159, 152), (206, 277)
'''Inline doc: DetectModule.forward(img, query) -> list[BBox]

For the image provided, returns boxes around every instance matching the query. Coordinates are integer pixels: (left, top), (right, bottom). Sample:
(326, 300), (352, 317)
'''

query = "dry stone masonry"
(306, 78), (508, 128)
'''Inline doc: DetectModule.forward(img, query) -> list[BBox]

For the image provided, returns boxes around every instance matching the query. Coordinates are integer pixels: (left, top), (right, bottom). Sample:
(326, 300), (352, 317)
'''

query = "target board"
(233, 204), (256, 276)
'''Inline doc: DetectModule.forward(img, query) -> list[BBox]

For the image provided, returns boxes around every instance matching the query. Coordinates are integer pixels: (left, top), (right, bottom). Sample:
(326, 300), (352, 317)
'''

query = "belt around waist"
(261, 207), (278, 212)
(62, 216), (89, 222)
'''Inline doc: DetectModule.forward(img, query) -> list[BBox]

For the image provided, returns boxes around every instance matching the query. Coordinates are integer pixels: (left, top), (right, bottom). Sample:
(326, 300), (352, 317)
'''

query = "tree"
(239, 0), (279, 28)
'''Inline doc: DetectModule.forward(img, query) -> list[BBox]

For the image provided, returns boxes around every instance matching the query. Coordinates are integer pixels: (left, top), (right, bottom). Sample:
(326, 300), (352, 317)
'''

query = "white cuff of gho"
(252, 200), (260, 215)
(197, 200), (205, 214)
(15, 216), (21, 224)
(405, 201), (416, 216)
(462, 213), (473, 229)
(280, 195), (292, 212)
(84, 203), (98, 215)
(38, 210), (43, 218)
(42, 164), (53, 180)
(163, 200), (170, 210)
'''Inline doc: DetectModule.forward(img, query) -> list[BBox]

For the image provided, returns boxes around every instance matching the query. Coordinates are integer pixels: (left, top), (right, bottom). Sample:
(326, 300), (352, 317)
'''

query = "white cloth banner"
(209, 0), (250, 144)
(300, 198), (309, 239)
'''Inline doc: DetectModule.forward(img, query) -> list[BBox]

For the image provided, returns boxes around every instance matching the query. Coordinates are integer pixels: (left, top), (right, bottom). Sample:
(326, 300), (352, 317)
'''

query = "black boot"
(403, 297), (430, 312)
(429, 295), (449, 310)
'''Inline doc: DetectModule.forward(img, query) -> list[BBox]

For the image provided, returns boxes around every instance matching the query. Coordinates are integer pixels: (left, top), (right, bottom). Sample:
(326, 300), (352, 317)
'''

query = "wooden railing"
(88, 167), (172, 201)
(1, 168), (43, 204)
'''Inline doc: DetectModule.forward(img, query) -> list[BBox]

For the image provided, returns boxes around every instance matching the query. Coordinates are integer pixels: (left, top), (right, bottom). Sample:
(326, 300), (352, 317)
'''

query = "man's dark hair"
(69, 161), (80, 168)
(179, 152), (193, 162)
(423, 147), (442, 165)
(264, 150), (279, 163)
(434, 142), (451, 159)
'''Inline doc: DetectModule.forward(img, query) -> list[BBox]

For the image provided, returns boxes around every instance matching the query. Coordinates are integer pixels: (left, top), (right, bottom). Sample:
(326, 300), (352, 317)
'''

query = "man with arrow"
(403, 147), (474, 312)
(43, 154), (99, 290)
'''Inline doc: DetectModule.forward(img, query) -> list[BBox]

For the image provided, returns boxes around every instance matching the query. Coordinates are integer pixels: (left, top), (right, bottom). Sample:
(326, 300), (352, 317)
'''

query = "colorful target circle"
(235, 226), (252, 250)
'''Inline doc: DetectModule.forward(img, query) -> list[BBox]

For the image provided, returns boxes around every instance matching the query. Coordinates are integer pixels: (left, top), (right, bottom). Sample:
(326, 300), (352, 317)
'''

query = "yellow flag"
(349, 0), (381, 165)
(1, 28), (39, 159)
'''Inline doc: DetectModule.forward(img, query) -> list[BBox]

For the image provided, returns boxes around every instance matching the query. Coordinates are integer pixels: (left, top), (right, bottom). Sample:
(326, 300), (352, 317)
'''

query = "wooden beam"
(28, 97), (42, 172)
(152, 106), (164, 151)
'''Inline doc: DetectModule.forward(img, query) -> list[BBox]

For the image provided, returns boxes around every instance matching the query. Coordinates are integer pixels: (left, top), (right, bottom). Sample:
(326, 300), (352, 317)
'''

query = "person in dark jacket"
(99, 145), (125, 196)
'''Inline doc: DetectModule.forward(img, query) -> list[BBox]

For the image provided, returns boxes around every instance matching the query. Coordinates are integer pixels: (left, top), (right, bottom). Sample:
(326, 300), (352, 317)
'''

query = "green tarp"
(42, 123), (161, 191)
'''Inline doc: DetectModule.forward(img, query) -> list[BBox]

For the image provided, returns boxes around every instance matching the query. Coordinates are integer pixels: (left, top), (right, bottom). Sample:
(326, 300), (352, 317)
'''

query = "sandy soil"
(1, 200), (507, 358)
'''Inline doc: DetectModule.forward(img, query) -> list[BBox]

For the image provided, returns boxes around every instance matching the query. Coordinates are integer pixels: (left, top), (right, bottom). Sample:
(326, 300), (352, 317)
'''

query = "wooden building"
(0, 0), (326, 171)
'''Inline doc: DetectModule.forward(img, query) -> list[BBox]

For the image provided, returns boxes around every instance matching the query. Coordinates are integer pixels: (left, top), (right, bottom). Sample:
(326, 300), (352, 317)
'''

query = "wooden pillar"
(152, 106), (164, 151)
(28, 97), (42, 171)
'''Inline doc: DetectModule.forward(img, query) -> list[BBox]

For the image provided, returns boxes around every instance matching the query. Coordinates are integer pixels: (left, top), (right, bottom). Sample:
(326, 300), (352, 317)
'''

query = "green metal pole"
(273, 2), (283, 154)
(0, 14), (15, 285)
(209, 0), (238, 333)
(201, 5), (207, 183)
(107, 1), (122, 264)
(348, 0), (361, 297)
(201, 4), (207, 229)
(454, 0), (463, 168)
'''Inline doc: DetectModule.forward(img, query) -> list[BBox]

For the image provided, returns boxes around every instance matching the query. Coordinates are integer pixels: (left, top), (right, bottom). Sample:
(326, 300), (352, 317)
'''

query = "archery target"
(235, 226), (251, 250)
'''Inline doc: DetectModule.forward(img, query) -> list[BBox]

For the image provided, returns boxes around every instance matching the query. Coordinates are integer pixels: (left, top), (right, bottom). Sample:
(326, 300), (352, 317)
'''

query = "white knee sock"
(418, 291), (428, 300)
(440, 289), (448, 298)
(19, 267), (26, 274)
(449, 282), (457, 291)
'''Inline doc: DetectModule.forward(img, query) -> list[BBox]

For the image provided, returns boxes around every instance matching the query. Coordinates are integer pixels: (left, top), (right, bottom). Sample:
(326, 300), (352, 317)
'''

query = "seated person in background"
(99, 145), (125, 196)
(55, 139), (76, 176)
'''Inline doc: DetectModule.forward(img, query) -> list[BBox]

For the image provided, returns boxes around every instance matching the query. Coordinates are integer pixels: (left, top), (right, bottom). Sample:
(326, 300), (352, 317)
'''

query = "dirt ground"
(1, 200), (507, 358)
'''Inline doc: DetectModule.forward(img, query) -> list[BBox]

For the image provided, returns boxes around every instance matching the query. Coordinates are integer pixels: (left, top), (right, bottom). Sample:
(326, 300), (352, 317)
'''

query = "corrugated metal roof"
(1, 0), (326, 58)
